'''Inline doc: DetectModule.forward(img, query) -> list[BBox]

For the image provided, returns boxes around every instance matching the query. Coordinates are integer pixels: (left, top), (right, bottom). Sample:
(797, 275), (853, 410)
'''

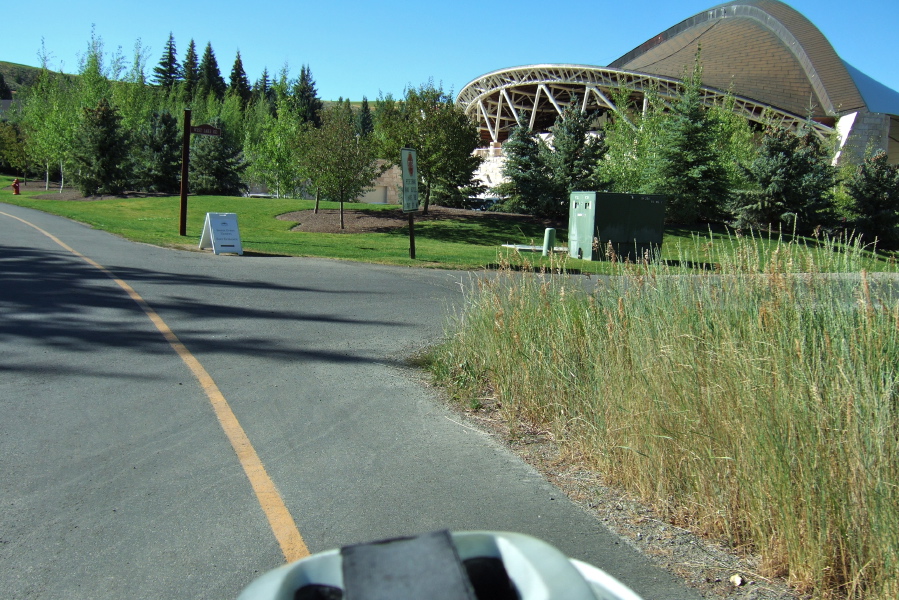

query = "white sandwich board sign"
(199, 212), (243, 255)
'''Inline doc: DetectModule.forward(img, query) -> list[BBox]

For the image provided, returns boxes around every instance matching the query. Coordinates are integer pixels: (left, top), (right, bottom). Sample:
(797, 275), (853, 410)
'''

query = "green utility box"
(568, 192), (666, 261)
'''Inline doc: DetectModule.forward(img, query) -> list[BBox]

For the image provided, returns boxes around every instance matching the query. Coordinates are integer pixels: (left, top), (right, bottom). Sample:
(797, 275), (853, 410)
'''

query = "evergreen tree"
(252, 68), (274, 108)
(228, 50), (252, 106)
(190, 118), (247, 195)
(356, 96), (373, 136)
(732, 124), (836, 233)
(73, 98), (131, 195)
(293, 65), (323, 127)
(181, 39), (199, 103)
(152, 33), (181, 89)
(496, 120), (555, 214)
(197, 42), (227, 102)
(0, 73), (12, 100)
(658, 58), (730, 223)
(540, 103), (608, 218)
(846, 150), (899, 249)
(219, 93), (246, 149)
(0, 122), (28, 175)
(132, 111), (181, 193)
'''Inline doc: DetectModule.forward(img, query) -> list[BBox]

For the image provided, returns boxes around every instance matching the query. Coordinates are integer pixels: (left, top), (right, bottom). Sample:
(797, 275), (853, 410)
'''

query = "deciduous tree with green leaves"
(374, 82), (482, 214)
(21, 66), (77, 190)
(244, 93), (304, 198)
(300, 103), (381, 229)
(595, 83), (667, 195)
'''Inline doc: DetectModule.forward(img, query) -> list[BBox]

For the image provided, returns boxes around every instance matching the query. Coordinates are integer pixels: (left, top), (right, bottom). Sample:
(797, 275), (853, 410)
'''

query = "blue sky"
(4, 0), (897, 102)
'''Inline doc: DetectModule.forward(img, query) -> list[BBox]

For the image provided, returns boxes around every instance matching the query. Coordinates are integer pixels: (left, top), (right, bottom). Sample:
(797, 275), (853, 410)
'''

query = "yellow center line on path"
(2, 211), (310, 563)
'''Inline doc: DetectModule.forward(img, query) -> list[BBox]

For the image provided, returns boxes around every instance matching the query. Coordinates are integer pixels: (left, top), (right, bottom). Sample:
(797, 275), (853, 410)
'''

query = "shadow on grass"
(391, 214), (564, 246)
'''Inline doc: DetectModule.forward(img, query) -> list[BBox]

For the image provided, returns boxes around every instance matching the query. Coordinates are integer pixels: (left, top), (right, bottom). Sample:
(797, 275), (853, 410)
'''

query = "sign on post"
(190, 124), (221, 137)
(400, 149), (419, 259)
(401, 148), (419, 213)
(179, 114), (224, 236)
(199, 213), (243, 255)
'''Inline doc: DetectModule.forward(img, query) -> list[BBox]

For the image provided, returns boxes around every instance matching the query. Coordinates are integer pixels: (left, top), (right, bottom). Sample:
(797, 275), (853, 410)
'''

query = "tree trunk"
(314, 189), (320, 214)
(422, 184), (431, 215)
(59, 160), (64, 193)
(44, 162), (49, 191)
(340, 200), (344, 229)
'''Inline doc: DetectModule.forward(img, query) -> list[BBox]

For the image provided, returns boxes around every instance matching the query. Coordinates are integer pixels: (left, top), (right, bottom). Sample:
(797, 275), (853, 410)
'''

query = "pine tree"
(732, 124), (836, 233)
(189, 118), (247, 195)
(293, 65), (323, 127)
(496, 119), (554, 214)
(196, 42), (227, 102)
(132, 111), (181, 193)
(0, 73), (12, 100)
(252, 68), (272, 104)
(0, 122), (28, 175)
(658, 57), (730, 224)
(73, 98), (131, 195)
(228, 50), (251, 106)
(847, 151), (899, 249)
(356, 96), (373, 136)
(540, 103), (608, 218)
(152, 33), (181, 89)
(181, 39), (199, 103)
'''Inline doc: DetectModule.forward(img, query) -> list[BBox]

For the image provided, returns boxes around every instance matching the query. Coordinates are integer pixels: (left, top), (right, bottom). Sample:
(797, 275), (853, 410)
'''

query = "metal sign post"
(401, 148), (419, 259)
(178, 111), (222, 236)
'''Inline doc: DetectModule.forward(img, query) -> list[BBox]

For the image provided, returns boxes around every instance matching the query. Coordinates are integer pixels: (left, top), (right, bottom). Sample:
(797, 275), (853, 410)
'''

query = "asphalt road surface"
(0, 203), (702, 599)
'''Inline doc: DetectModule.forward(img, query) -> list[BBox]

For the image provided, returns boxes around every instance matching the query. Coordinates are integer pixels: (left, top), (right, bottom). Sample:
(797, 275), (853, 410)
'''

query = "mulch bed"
(278, 206), (561, 234)
(25, 186), (559, 234)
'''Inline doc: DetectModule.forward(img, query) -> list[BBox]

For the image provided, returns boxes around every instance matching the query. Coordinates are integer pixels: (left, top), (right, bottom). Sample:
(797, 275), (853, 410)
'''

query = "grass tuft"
(431, 233), (899, 599)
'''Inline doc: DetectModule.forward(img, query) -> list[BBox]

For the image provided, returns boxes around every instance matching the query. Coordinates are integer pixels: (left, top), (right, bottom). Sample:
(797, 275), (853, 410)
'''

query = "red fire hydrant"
(12, 178), (20, 195)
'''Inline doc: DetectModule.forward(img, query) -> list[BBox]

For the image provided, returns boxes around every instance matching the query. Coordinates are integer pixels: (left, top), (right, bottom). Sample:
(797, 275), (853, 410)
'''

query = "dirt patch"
(278, 206), (561, 234)
(29, 186), (170, 202)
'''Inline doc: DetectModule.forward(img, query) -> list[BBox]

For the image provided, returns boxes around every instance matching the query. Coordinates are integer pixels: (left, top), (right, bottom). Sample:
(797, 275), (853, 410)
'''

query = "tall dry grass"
(432, 232), (899, 598)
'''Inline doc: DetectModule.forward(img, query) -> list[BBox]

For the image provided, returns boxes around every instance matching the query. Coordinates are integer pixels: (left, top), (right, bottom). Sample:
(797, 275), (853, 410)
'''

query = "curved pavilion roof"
(457, 0), (898, 147)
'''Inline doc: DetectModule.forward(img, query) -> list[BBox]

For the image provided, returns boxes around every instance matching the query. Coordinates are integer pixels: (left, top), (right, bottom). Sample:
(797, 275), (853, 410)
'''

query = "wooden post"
(179, 109), (191, 236)
(408, 212), (416, 259)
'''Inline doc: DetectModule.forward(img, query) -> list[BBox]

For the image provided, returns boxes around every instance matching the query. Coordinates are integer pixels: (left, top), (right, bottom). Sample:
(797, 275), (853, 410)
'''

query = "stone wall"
(836, 110), (892, 164)
(357, 161), (402, 204)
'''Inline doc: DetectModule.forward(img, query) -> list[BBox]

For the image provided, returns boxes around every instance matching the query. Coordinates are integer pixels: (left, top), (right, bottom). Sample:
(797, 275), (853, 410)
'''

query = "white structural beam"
(457, 64), (834, 143)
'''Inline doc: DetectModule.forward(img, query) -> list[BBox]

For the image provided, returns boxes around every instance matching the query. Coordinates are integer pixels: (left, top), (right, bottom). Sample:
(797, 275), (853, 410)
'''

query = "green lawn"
(1, 175), (893, 273)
